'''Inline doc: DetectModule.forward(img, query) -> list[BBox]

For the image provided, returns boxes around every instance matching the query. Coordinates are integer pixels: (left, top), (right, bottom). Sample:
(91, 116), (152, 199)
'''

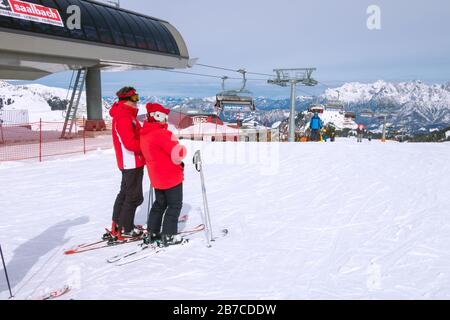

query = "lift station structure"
(0, 0), (190, 135)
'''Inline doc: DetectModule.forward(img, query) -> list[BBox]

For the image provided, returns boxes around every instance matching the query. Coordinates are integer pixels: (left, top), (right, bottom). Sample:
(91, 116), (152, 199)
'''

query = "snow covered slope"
(0, 81), (86, 123)
(1, 139), (450, 300)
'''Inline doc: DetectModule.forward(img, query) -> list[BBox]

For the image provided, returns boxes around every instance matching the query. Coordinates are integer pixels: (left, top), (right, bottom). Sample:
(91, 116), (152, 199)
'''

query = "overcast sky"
(26, 0), (450, 97)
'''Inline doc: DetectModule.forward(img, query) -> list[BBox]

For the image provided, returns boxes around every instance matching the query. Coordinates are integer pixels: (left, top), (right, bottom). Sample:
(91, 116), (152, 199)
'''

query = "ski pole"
(200, 207), (212, 248)
(147, 185), (154, 226)
(193, 151), (210, 247)
(0, 244), (13, 299)
(193, 151), (214, 243)
(200, 164), (213, 241)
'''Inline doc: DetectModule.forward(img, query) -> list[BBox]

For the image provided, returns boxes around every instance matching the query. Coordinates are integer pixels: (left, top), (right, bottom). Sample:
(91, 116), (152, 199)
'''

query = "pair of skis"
(106, 227), (229, 267)
(23, 223), (205, 300)
(63, 214), (190, 255)
(106, 224), (208, 266)
(29, 227), (227, 298)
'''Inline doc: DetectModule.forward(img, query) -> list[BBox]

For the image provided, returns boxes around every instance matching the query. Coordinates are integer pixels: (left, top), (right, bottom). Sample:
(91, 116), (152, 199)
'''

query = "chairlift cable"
(163, 70), (223, 79)
(195, 63), (237, 73)
(162, 69), (268, 82)
(317, 80), (332, 89)
(161, 69), (319, 94)
(195, 63), (274, 77)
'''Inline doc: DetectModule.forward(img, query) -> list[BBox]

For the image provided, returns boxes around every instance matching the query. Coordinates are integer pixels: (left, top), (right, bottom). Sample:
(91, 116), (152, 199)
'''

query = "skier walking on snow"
(140, 103), (187, 247)
(109, 87), (145, 240)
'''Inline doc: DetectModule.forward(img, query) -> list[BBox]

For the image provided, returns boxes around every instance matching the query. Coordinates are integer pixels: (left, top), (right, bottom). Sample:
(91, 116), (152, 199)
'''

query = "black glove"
(181, 161), (185, 170)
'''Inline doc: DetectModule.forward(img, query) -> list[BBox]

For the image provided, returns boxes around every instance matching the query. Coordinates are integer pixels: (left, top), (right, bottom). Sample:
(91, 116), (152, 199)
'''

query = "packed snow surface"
(1, 139), (450, 299)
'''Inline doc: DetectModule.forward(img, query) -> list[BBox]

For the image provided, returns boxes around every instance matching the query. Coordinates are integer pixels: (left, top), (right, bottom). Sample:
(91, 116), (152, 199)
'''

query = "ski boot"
(121, 227), (143, 239)
(142, 231), (162, 245)
(106, 227), (141, 245)
(102, 221), (120, 241)
(160, 234), (187, 247)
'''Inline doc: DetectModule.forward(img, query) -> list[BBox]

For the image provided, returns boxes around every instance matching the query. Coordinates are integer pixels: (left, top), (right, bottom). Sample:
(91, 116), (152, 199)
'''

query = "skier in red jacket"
(140, 103), (187, 246)
(108, 87), (145, 241)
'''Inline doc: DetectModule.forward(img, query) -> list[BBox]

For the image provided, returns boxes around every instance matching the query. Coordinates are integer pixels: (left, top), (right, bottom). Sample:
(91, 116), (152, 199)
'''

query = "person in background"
(357, 124), (365, 143)
(140, 103), (187, 247)
(108, 87), (145, 241)
(309, 112), (323, 142)
(322, 128), (328, 142)
(326, 123), (337, 142)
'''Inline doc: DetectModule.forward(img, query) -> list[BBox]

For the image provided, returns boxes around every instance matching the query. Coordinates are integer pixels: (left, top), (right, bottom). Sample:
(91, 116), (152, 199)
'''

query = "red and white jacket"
(110, 101), (145, 170)
(140, 121), (186, 190)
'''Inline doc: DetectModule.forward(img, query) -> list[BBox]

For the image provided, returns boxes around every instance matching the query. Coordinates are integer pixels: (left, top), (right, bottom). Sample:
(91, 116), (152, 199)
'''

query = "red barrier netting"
(0, 120), (279, 162)
(0, 119), (113, 162)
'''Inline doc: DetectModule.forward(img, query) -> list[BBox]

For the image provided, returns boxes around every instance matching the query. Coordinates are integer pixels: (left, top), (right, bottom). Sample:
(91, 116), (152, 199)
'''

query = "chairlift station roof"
(0, 0), (189, 80)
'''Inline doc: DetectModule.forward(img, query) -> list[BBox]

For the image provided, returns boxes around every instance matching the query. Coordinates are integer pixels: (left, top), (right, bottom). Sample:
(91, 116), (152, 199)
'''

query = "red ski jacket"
(140, 121), (187, 190)
(110, 101), (145, 170)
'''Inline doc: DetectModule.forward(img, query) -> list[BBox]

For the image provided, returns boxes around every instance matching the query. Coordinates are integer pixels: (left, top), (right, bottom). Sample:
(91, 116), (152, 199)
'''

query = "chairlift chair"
(323, 90), (345, 112)
(325, 100), (344, 112)
(308, 104), (325, 114)
(376, 110), (394, 118)
(215, 70), (256, 116)
(359, 110), (375, 118)
(344, 111), (356, 119)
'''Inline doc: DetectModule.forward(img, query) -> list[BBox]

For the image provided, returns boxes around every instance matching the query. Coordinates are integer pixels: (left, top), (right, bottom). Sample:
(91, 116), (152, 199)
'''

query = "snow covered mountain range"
(1, 80), (449, 133)
(320, 80), (450, 132)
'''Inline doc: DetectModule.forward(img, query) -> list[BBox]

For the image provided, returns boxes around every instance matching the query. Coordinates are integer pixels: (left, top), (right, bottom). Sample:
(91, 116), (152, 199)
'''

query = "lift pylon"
(268, 68), (318, 142)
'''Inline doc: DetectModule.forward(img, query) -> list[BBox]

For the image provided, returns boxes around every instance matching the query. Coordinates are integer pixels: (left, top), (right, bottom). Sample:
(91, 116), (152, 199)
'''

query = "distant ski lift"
(344, 112), (356, 119)
(215, 95), (255, 112)
(324, 90), (345, 111)
(308, 104), (325, 114)
(377, 113), (390, 120)
(215, 70), (256, 116)
(359, 110), (375, 118)
(325, 100), (344, 112)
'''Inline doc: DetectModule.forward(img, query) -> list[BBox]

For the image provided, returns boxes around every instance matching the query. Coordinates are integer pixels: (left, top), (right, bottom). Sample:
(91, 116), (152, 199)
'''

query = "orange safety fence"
(0, 120), (281, 162)
(0, 119), (113, 162)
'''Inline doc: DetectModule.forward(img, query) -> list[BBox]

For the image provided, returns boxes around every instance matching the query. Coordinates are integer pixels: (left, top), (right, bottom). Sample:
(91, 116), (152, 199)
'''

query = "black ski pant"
(357, 133), (363, 142)
(112, 167), (144, 233)
(310, 129), (320, 141)
(147, 183), (183, 236)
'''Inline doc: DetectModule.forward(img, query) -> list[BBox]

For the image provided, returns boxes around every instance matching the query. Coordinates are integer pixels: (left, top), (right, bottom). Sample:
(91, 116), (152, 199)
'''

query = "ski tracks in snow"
(1, 140), (450, 299)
